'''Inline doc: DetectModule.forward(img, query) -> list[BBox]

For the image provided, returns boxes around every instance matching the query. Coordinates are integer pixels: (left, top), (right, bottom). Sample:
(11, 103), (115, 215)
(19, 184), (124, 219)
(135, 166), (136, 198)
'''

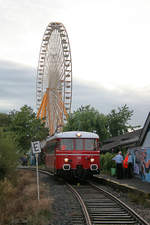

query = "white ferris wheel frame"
(36, 22), (72, 135)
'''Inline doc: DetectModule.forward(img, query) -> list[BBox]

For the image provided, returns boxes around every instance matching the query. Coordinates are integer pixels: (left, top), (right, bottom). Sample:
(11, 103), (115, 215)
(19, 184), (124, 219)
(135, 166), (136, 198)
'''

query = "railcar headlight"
(90, 158), (95, 162)
(64, 158), (69, 162)
(76, 132), (82, 137)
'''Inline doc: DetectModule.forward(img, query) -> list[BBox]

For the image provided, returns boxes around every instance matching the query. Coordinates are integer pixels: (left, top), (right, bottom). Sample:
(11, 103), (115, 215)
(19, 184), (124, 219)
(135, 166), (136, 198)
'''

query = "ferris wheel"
(36, 22), (72, 135)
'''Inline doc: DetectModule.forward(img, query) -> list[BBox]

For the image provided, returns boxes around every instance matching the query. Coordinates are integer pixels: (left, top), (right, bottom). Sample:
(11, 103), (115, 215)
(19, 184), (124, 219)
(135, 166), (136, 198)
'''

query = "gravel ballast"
(40, 173), (150, 225)
(40, 174), (83, 225)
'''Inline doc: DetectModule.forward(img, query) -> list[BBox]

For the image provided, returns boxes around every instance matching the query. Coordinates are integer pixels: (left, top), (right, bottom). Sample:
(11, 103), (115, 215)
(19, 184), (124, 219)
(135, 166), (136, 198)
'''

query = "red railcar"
(42, 131), (100, 179)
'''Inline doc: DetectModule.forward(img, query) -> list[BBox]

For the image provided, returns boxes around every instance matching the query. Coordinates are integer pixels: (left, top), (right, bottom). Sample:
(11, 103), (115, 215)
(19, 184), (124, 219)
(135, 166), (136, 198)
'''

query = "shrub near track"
(0, 133), (18, 180)
(0, 170), (53, 225)
(100, 152), (116, 174)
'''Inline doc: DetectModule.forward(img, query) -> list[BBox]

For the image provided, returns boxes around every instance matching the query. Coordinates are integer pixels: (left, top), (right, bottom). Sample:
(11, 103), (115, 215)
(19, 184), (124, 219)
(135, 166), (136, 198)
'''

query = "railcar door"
(45, 140), (55, 172)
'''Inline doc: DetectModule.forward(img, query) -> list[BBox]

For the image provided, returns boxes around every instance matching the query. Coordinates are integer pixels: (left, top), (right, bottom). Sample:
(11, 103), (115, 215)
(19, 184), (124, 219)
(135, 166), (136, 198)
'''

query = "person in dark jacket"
(127, 152), (133, 178)
(21, 154), (28, 166)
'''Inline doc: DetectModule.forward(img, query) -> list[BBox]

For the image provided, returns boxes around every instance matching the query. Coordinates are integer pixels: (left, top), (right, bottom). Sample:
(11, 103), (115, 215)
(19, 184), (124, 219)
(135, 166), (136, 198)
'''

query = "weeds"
(128, 192), (150, 208)
(0, 170), (53, 225)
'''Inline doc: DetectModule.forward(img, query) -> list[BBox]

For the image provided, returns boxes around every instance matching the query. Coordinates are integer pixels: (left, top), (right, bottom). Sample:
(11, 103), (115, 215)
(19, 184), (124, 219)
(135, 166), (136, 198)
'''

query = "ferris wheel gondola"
(36, 22), (72, 135)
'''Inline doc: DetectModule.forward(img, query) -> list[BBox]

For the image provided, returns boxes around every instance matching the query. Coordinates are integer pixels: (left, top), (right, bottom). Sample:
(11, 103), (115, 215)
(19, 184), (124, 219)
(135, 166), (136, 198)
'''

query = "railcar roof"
(46, 131), (99, 141)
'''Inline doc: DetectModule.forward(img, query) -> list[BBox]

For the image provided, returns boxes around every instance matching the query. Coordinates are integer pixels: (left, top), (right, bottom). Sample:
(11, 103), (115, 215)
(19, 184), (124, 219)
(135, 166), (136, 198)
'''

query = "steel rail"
(18, 166), (54, 176)
(66, 183), (92, 225)
(89, 182), (149, 225)
(18, 168), (149, 225)
(68, 181), (149, 225)
(18, 167), (87, 224)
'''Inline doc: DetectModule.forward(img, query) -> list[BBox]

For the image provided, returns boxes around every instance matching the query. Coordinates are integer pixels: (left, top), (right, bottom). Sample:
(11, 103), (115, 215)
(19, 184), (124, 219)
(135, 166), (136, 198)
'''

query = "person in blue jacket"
(112, 151), (124, 179)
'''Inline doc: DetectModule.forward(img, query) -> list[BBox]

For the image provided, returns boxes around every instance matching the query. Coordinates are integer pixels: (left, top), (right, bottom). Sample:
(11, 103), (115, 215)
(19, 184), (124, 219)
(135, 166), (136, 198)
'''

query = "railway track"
(19, 167), (149, 225)
(67, 182), (149, 225)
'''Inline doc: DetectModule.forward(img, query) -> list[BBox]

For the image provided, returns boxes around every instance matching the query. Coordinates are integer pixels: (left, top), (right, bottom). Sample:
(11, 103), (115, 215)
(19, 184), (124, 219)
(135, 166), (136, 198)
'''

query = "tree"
(64, 104), (137, 141)
(107, 104), (137, 137)
(0, 113), (11, 128)
(9, 105), (49, 153)
(63, 105), (110, 141)
(0, 132), (19, 180)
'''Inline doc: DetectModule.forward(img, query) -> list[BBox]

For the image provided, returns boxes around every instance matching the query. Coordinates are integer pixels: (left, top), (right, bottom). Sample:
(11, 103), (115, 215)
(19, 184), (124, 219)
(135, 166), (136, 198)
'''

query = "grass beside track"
(0, 170), (53, 225)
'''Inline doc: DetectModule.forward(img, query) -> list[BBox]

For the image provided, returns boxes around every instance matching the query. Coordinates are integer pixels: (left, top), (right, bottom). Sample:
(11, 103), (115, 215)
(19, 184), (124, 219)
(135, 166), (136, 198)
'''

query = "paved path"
(98, 173), (150, 196)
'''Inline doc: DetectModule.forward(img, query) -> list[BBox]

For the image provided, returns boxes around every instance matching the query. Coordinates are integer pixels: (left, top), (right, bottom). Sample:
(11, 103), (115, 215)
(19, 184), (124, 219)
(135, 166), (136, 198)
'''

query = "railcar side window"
(55, 140), (60, 150)
(61, 139), (74, 150)
(75, 139), (83, 150)
(46, 141), (56, 153)
(85, 139), (97, 151)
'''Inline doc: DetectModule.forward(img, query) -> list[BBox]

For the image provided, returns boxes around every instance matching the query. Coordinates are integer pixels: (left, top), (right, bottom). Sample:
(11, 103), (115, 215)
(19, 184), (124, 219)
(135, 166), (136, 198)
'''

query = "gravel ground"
(40, 173), (150, 225)
(40, 174), (83, 225)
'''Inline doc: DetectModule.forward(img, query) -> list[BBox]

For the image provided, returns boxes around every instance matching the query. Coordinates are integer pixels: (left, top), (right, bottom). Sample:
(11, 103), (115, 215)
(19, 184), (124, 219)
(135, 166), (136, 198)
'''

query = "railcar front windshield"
(61, 139), (74, 150)
(60, 138), (98, 151)
(75, 139), (83, 150)
(85, 139), (97, 151)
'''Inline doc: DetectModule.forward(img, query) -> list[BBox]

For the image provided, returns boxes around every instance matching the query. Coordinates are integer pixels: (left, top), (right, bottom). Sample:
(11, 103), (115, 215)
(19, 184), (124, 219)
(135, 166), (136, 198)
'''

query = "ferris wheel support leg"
(58, 97), (68, 119)
(41, 93), (48, 119)
(47, 95), (54, 136)
(37, 92), (48, 119)
(43, 97), (48, 119)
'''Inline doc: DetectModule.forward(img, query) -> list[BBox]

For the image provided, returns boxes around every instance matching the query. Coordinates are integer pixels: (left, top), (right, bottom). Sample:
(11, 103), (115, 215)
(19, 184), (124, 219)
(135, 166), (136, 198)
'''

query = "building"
(101, 129), (142, 153)
(129, 113), (150, 183)
(101, 113), (150, 183)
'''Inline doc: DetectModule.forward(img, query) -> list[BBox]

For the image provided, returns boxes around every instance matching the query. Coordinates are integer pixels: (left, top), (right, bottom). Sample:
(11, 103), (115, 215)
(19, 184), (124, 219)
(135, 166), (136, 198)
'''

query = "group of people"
(20, 154), (36, 166)
(20, 154), (28, 166)
(112, 151), (133, 179)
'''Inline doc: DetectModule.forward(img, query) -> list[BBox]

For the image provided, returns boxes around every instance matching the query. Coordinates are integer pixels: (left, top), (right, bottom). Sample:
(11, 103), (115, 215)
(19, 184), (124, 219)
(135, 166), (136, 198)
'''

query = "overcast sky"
(1, 0), (150, 127)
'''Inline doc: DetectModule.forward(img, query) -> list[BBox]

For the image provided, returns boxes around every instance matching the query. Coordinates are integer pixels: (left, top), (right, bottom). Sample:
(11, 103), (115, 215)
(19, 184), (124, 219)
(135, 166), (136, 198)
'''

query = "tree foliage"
(0, 133), (19, 180)
(63, 105), (110, 141)
(9, 105), (49, 153)
(64, 104), (137, 141)
(0, 113), (11, 127)
(107, 104), (135, 137)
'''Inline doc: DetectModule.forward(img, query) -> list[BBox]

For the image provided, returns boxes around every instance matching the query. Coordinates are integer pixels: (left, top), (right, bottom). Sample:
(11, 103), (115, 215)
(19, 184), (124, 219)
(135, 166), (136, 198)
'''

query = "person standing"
(23, 154), (28, 166)
(123, 153), (129, 178)
(127, 152), (133, 178)
(112, 151), (123, 179)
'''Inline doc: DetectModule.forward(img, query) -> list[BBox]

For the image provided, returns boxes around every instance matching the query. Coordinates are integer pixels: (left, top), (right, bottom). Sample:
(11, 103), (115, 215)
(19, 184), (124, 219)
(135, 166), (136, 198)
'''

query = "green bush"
(0, 133), (19, 180)
(100, 154), (105, 168)
(100, 152), (116, 174)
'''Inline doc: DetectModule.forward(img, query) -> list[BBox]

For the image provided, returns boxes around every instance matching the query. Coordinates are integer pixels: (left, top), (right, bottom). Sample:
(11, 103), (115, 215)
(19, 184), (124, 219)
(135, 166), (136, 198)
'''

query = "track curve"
(18, 168), (149, 225)
(68, 181), (149, 225)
